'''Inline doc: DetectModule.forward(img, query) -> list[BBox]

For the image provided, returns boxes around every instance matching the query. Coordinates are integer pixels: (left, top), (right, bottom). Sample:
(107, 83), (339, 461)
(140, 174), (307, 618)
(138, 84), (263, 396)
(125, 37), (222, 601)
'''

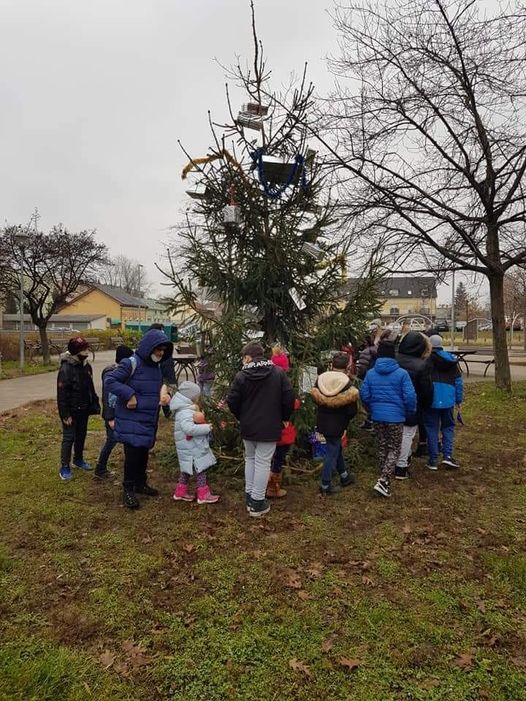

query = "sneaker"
(173, 484), (195, 502)
(136, 484), (159, 496)
(123, 487), (140, 510)
(196, 486), (220, 504)
(442, 456), (460, 469)
(340, 472), (356, 487)
(248, 498), (271, 518)
(245, 493), (251, 512)
(73, 459), (92, 471)
(59, 465), (73, 481)
(426, 461), (439, 471)
(93, 469), (114, 480)
(394, 466), (409, 480)
(373, 479), (391, 497)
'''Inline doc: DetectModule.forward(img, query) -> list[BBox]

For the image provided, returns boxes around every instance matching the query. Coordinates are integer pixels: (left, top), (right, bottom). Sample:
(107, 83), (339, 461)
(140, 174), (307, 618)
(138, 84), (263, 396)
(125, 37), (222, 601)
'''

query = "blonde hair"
(421, 333), (432, 359)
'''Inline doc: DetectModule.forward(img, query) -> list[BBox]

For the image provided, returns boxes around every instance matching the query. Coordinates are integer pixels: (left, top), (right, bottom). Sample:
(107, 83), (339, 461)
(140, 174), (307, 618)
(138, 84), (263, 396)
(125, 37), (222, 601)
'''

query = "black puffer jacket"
(311, 371), (359, 438)
(227, 357), (295, 441)
(396, 332), (433, 426)
(57, 354), (100, 420)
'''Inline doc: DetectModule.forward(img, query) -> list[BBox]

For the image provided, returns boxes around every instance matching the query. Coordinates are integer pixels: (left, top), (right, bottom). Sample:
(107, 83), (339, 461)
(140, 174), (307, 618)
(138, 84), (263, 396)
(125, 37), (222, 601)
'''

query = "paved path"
(0, 351), (115, 413)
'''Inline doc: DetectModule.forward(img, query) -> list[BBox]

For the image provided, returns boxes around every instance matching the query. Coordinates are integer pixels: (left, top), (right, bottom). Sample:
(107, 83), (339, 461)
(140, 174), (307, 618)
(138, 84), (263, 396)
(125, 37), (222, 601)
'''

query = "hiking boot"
(426, 461), (439, 471)
(173, 483), (195, 502)
(59, 465), (73, 481)
(394, 466), (409, 480)
(196, 486), (220, 504)
(339, 472), (355, 487)
(319, 483), (335, 496)
(248, 498), (271, 518)
(373, 479), (391, 498)
(94, 469), (114, 480)
(442, 456), (460, 469)
(136, 484), (159, 497)
(266, 472), (287, 498)
(73, 458), (92, 471)
(123, 487), (140, 509)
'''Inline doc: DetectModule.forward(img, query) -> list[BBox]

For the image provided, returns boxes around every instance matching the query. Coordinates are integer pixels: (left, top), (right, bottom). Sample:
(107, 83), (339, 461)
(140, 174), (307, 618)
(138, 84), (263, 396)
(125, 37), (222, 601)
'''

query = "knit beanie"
(271, 353), (289, 371)
(376, 340), (396, 358)
(178, 381), (201, 401)
(115, 345), (134, 363)
(429, 334), (443, 349)
(67, 336), (89, 355)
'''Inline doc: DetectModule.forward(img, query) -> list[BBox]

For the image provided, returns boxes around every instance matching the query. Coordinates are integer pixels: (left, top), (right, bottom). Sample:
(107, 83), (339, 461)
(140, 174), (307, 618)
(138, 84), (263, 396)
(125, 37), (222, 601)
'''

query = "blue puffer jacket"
(360, 358), (417, 423)
(428, 350), (464, 409)
(170, 391), (216, 475)
(105, 329), (173, 448)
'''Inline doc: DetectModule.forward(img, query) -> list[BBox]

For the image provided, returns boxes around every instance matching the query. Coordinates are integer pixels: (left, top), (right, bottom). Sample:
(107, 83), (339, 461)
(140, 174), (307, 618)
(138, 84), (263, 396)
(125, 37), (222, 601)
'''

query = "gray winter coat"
(170, 391), (216, 474)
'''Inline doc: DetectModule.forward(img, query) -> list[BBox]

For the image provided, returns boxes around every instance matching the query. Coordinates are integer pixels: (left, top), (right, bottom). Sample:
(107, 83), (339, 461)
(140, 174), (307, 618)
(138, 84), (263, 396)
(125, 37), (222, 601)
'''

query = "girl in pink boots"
(170, 381), (220, 504)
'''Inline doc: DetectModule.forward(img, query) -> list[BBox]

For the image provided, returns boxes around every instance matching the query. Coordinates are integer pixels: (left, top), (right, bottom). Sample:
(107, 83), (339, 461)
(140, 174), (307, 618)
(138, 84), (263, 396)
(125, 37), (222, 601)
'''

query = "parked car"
(435, 319), (450, 333)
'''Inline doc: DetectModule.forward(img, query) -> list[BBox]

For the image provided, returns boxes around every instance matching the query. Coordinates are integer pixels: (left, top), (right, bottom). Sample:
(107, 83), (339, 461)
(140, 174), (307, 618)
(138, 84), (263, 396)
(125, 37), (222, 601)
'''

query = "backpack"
(107, 355), (139, 408)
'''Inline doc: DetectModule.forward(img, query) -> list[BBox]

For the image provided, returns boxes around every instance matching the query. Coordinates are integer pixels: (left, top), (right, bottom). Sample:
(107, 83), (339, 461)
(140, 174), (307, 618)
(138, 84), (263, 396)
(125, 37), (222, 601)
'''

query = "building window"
(389, 289), (399, 296)
(390, 307), (399, 316)
(407, 290), (412, 295)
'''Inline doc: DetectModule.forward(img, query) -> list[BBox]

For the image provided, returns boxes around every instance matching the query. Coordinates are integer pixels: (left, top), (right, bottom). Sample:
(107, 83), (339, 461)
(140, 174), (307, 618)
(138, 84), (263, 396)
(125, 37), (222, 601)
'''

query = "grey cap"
(429, 334), (443, 349)
(178, 381), (201, 401)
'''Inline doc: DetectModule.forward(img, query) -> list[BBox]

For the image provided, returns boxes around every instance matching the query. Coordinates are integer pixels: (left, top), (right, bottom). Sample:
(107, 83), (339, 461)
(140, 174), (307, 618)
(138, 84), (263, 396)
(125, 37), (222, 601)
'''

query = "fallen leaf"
(419, 678), (440, 690)
(306, 562), (323, 578)
(289, 658), (312, 678)
(477, 528), (488, 536)
(297, 590), (311, 601)
(361, 575), (375, 587)
(454, 652), (474, 670)
(339, 657), (361, 671)
(183, 543), (196, 554)
(99, 650), (115, 669)
(284, 569), (302, 589)
(122, 640), (149, 668)
(403, 523), (412, 534)
(321, 634), (338, 653)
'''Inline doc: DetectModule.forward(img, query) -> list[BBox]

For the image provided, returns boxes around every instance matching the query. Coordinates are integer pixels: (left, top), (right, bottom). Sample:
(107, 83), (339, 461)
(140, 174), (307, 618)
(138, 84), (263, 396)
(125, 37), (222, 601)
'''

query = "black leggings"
(123, 444), (149, 489)
(60, 411), (89, 466)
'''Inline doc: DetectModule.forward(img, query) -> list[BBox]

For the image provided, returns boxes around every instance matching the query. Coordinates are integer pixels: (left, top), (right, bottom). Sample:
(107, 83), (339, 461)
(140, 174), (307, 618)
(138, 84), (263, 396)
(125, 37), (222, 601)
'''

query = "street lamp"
(137, 264), (144, 333)
(14, 230), (30, 369)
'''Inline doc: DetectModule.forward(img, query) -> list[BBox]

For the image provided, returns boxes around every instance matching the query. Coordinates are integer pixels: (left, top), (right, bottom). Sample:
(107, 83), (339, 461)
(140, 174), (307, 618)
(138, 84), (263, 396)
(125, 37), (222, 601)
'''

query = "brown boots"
(266, 472), (287, 498)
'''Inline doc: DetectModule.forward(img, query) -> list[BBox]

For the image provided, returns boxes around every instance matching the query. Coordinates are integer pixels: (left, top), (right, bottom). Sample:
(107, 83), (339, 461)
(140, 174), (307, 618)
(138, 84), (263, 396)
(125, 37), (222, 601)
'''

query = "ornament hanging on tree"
(223, 185), (242, 229)
(288, 287), (307, 310)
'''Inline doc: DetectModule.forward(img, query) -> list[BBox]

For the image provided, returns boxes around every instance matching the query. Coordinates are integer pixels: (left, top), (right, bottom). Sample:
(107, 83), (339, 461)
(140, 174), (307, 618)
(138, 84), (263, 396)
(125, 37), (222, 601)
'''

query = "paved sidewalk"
(0, 351), (115, 414)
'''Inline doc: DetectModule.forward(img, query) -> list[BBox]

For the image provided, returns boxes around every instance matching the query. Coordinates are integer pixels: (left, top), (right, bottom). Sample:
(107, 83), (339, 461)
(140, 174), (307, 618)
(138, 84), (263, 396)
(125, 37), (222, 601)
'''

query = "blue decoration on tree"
(251, 148), (311, 200)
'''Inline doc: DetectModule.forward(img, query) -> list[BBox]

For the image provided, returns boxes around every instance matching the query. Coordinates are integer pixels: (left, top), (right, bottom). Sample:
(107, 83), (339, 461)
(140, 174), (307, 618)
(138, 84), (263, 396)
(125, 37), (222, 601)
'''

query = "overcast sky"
(1, 0), (492, 304)
(0, 0), (337, 290)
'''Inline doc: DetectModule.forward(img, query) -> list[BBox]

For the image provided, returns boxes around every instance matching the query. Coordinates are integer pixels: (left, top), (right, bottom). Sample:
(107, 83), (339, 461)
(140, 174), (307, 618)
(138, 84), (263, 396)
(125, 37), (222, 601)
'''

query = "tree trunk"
(38, 325), (51, 365)
(488, 273), (512, 391)
(524, 297), (526, 351)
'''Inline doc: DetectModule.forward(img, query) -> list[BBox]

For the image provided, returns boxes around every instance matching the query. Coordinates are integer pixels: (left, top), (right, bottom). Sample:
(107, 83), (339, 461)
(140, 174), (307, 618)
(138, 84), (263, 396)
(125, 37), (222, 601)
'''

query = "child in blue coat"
(423, 335), (464, 470)
(360, 340), (416, 497)
(105, 329), (173, 509)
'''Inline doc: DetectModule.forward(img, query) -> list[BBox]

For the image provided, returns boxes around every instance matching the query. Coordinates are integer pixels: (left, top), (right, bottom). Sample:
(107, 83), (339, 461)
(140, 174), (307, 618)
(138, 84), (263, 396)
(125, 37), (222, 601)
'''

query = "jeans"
(96, 422), (117, 474)
(271, 445), (290, 474)
(123, 444), (149, 489)
(60, 411), (89, 466)
(321, 436), (346, 484)
(374, 422), (404, 481)
(423, 408), (455, 462)
(243, 440), (276, 501)
(397, 425), (418, 468)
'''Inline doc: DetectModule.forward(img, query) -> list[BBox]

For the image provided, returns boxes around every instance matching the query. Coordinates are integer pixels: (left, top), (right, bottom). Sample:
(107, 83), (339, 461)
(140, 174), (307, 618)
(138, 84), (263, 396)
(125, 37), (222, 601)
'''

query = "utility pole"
(450, 270), (456, 350)
(137, 263), (144, 333)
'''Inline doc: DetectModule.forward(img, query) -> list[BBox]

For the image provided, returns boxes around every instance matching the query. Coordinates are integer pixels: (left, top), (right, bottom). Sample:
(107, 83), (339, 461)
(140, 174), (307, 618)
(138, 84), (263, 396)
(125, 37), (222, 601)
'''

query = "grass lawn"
(1, 384), (526, 700)
(0, 360), (59, 380)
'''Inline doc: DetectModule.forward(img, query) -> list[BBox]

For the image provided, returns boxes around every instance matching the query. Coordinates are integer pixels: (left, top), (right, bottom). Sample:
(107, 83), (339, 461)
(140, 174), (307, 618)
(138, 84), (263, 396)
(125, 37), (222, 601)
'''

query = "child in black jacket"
(57, 337), (100, 481)
(311, 352), (359, 495)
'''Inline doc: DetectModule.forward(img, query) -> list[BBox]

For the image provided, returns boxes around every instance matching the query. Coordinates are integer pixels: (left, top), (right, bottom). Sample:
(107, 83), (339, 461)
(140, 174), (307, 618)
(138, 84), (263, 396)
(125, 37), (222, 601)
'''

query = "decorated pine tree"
(160, 2), (380, 383)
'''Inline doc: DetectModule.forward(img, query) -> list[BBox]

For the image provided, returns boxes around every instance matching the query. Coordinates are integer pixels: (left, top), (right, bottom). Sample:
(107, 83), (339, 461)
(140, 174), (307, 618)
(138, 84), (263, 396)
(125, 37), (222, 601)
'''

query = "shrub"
(0, 334), (19, 361)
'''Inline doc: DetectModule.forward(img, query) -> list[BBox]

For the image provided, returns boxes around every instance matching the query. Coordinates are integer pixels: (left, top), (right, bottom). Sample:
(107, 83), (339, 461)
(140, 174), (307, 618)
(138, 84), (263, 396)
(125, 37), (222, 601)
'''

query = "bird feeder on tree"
(223, 186), (242, 229)
(301, 241), (325, 261)
(185, 184), (210, 200)
(236, 102), (269, 131)
(288, 287), (307, 310)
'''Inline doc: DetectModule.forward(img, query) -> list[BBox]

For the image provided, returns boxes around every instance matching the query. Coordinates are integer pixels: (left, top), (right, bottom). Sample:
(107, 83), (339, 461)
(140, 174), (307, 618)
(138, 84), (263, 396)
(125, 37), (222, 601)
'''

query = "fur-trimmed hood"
(311, 371), (359, 407)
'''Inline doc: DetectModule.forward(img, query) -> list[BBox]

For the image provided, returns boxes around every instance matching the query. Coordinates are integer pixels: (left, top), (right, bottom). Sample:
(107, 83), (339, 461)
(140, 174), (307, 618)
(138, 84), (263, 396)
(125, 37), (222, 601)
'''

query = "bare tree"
(315, 0), (526, 390)
(0, 225), (107, 363)
(100, 254), (151, 297)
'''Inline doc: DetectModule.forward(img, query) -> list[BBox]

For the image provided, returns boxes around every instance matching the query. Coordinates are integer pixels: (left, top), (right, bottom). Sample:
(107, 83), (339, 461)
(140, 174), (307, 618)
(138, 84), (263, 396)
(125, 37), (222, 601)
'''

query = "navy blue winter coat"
(360, 357), (417, 423)
(105, 329), (173, 448)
